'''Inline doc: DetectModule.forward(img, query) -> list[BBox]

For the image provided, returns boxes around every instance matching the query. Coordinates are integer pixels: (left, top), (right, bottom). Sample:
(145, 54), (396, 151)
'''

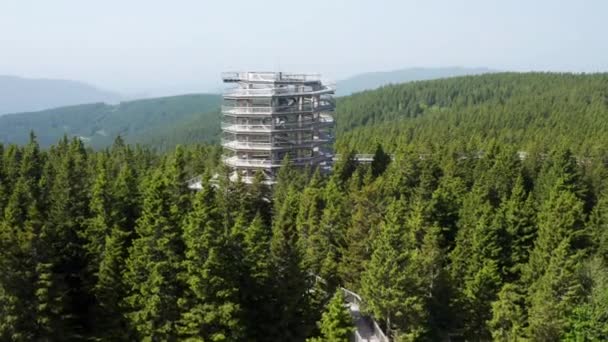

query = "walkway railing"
(340, 287), (390, 342)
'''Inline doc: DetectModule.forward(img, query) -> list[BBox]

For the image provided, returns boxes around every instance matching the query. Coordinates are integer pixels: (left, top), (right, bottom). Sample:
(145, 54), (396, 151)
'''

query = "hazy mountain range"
(0, 75), (123, 115)
(1, 67), (496, 115)
(0, 67), (497, 148)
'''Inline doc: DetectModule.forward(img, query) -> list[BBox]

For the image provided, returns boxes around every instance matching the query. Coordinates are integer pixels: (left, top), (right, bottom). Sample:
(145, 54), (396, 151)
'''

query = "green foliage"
(336, 73), (608, 157)
(371, 143), (391, 178)
(1, 73), (608, 341)
(0, 94), (222, 149)
(307, 290), (353, 342)
(123, 169), (184, 340)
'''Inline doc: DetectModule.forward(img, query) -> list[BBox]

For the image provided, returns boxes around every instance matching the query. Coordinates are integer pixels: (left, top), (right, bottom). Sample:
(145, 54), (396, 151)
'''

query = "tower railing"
(223, 155), (330, 168)
(224, 85), (334, 97)
(221, 119), (332, 132)
(222, 139), (330, 151)
(222, 71), (322, 83)
(222, 103), (334, 116)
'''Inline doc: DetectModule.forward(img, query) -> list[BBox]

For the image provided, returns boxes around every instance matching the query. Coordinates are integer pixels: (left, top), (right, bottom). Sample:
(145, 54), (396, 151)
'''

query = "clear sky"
(1, 0), (606, 94)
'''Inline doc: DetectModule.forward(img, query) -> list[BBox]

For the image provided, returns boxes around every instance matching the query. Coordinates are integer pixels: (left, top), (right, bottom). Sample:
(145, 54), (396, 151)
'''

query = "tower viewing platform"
(221, 71), (335, 183)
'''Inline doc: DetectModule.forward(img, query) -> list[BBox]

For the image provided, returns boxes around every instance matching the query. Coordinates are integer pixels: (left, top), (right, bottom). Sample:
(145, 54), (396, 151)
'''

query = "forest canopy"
(1, 72), (608, 341)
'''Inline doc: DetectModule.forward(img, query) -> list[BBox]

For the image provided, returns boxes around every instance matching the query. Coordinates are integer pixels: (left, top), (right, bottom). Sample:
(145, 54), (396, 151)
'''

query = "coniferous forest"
(1, 73), (608, 341)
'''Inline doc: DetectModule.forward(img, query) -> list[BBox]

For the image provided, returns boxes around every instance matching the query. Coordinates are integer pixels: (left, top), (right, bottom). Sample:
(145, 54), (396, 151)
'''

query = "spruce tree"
(270, 186), (313, 341)
(563, 257), (608, 341)
(297, 170), (325, 274)
(501, 176), (536, 280)
(318, 178), (349, 287)
(0, 177), (39, 341)
(123, 169), (183, 341)
(339, 182), (383, 291)
(371, 143), (391, 178)
(589, 191), (608, 263)
(489, 283), (527, 341)
(83, 155), (112, 278)
(524, 179), (588, 340)
(46, 138), (91, 336)
(179, 177), (244, 341)
(241, 213), (275, 340)
(361, 197), (410, 337)
(527, 241), (586, 341)
(306, 290), (353, 342)
(449, 180), (503, 339)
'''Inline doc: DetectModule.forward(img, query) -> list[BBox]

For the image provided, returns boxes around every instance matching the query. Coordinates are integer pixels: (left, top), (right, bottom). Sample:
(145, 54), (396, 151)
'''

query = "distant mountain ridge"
(0, 75), (123, 115)
(0, 67), (501, 149)
(0, 94), (222, 148)
(335, 67), (496, 96)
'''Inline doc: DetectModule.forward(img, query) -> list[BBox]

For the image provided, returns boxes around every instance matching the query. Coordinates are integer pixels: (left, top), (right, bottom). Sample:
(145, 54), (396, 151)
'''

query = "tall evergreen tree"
(45, 137), (91, 337)
(371, 143), (391, 178)
(179, 179), (244, 341)
(270, 186), (314, 341)
(361, 197), (411, 337)
(241, 213), (275, 341)
(339, 181), (383, 291)
(306, 290), (353, 342)
(449, 180), (503, 339)
(123, 169), (184, 341)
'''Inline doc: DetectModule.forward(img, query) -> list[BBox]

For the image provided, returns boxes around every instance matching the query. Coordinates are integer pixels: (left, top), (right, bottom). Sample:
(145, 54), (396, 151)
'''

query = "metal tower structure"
(221, 72), (335, 183)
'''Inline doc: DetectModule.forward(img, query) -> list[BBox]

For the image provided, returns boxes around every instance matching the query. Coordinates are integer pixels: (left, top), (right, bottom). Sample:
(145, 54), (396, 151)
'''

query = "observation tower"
(221, 72), (335, 183)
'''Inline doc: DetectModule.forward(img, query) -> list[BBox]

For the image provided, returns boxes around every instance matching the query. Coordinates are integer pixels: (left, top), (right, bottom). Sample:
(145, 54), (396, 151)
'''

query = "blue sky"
(1, 0), (606, 94)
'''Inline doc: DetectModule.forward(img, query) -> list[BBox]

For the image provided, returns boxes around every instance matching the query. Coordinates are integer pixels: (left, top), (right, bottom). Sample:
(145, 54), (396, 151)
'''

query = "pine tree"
(534, 148), (588, 205)
(270, 186), (314, 341)
(178, 177), (244, 341)
(46, 138), (91, 336)
(245, 170), (272, 223)
(123, 169), (183, 341)
(319, 179), (349, 287)
(489, 283), (527, 341)
(527, 240), (585, 341)
(428, 174), (466, 250)
(333, 149), (358, 184)
(94, 226), (133, 340)
(339, 182), (383, 291)
(92, 162), (139, 340)
(563, 257), (608, 341)
(371, 143), (391, 178)
(241, 213), (275, 340)
(361, 197), (410, 337)
(496, 175), (536, 281)
(167, 145), (191, 227)
(589, 191), (608, 263)
(297, 170), (325, 273)
(525, 180), (589, 340)
(449, 180), (503, 339)
(306, 290), (353, 342)
(2, 144), (22, 196)
(83, 155), (112, 277)
(526, 180), (588, 284)
(0, 178), (38, 341)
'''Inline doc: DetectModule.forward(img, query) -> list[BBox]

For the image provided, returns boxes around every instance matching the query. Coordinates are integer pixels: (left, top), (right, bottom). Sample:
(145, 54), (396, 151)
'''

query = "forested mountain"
(335, 67), (495, 96)
(1, 72), (608, 341)
(336, 72), (608, 156)
(0, 75), (122, 115)
(0, 94), (222, 148)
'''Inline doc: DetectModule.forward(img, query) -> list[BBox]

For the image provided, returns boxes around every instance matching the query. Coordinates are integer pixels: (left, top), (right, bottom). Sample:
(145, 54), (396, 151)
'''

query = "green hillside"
(335, 72), (608, 155)
(335, 66), (494, 96)
(0, 93), (222, 148)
